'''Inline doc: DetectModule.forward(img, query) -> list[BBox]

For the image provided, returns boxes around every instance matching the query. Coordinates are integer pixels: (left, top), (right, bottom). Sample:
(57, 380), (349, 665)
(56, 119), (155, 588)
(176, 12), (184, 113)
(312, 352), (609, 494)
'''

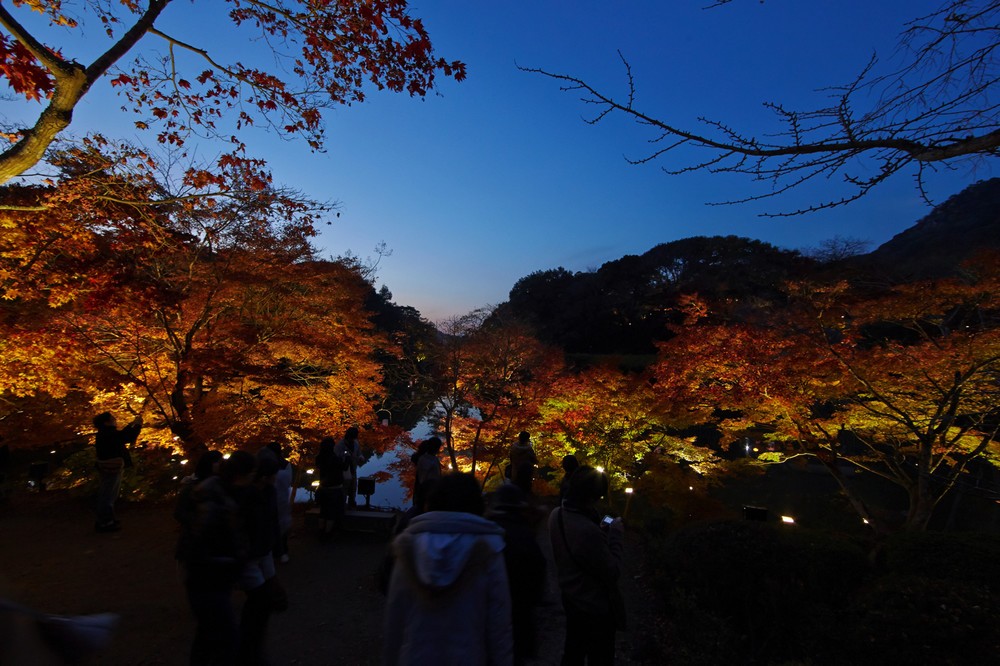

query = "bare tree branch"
(522, 0), (1000, 215)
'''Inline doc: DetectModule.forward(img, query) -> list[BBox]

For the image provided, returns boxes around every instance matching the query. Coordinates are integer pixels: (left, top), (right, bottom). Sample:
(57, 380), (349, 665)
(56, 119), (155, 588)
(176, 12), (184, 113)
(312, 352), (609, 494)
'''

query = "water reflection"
(294, 420), (432, 511)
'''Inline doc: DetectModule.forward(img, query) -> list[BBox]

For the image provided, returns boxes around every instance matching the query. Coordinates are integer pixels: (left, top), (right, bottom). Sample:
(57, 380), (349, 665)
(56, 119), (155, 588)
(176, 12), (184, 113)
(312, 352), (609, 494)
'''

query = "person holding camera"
(92, 411), (142, 532)
(548, 465), (625, 666)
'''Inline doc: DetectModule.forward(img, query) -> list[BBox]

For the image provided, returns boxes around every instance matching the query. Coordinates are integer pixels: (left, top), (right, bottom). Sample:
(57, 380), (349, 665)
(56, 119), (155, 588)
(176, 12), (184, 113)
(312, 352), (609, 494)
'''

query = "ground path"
(1, 491), (666, 665)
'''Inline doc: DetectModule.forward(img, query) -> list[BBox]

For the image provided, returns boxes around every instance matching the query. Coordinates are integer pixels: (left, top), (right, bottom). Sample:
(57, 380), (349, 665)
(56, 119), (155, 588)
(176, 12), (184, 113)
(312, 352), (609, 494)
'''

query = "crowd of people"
(92, 414), (627, 665)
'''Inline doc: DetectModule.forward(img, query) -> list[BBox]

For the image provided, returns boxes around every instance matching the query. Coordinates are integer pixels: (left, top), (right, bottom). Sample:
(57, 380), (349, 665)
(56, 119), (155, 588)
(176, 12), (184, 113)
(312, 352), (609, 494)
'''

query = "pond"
(293, 419), (433, 511)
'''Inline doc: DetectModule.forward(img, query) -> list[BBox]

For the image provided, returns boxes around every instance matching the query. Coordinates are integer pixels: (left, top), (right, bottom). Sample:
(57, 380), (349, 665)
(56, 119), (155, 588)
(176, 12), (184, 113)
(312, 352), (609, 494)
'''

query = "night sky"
(8, 1), (997, 322)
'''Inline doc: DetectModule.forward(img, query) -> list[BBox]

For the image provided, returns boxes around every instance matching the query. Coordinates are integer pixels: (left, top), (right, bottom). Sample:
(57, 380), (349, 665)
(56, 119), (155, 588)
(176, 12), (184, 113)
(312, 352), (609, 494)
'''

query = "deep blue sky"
(272, 1), (995, 322)
(12, 1), (998, 322)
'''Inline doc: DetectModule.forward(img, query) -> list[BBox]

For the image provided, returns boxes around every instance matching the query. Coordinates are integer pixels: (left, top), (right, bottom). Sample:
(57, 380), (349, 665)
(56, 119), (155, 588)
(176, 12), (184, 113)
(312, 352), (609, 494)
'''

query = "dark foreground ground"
(0, 490), (667, 665)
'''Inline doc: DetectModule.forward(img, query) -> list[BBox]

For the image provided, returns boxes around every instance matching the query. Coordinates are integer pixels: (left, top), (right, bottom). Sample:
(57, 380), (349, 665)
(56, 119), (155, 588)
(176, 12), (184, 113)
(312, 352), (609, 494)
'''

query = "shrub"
(47, 447), (186, 502)
(844, 575), (1000, 663)
(646, 520), (869, 663)
(880, 530), (1000, 587)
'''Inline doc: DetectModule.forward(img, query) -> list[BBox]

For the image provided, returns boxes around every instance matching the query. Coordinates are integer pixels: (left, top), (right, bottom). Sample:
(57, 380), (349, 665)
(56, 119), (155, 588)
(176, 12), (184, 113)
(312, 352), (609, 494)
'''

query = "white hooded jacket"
(382, 511), (513, 666)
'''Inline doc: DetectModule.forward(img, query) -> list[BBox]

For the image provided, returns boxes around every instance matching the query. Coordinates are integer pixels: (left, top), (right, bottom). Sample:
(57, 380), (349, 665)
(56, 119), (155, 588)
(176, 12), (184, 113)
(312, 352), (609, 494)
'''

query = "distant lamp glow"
(623, 487), (635, 520)
(862, 518), (870, 525)
(310, 480), (321, 488)
(595, 466), (605, 473)
(689, 486), (693, 491)
(172, 476), (179, 481)
(179, 459), (189, 465)
(222, 453), (231, 460)
(49, 450), (56, 455)
(781, 515), (795, 524)
(306, 468), (315, 475)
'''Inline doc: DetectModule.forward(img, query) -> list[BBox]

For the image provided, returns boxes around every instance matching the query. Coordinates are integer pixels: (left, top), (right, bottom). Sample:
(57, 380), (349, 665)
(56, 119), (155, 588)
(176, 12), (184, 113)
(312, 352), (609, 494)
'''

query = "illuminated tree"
(523, 0), (1000, 213)
(0, 139), (386, 454)
(423, 308), (561, 486)
(536, 363), (727, 491)
(0, 0), (465, 184)
(654, 262), (1000, 532)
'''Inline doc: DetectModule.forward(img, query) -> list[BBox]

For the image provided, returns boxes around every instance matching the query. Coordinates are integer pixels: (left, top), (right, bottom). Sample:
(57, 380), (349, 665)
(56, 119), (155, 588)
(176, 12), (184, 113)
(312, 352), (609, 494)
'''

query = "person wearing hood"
(383, 472), (513, 666)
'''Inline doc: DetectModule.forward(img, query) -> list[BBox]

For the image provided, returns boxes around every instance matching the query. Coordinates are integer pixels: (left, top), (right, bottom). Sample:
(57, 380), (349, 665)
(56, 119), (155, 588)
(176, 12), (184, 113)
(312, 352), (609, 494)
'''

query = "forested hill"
(863, 177), (1000, 280)
(496, 179), (1000, 357)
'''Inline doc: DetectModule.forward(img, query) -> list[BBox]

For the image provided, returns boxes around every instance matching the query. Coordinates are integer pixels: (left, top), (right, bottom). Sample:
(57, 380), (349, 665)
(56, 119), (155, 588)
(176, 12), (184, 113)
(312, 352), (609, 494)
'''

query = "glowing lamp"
(781, 515), (795, 524)
(625, 487), (634, 494)
(310, 480), (321, 488)
(306, 468), (315, 475)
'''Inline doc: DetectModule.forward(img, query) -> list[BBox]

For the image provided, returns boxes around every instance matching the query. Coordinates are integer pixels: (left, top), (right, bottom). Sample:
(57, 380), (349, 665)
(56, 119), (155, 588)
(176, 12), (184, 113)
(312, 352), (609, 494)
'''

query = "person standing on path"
(259, 442), (295, 564)
(487, 484), (546, 665)
(508, 431), (538, 494)
(335, 427), (366, 507)
(316, 436), (346, 538)
(409, 436), (443, 516)
(92, 411), (142, 532)
(548, 465), (625, 666)
(383, 472), (514, 666)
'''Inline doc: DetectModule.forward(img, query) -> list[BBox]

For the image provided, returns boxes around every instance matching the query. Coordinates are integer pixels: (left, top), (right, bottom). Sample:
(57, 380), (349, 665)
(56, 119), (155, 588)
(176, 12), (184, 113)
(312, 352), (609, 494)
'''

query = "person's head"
(266, 440), (284, 460)
(488, 483), (527, 514)
(319, 436), (336, 451)
(561, 454), (580, 474)
(255, 455), (280, 482)
(219, 450), (257, 487)
(518, 431), (531, 445)
(426, 473), (485, 516)
(92, 412), (115, 429)
(344, 426), (359, 442)
(564, 465), (609, 507)
(194, 450), (223, 480)
(420, 436), (443, 456)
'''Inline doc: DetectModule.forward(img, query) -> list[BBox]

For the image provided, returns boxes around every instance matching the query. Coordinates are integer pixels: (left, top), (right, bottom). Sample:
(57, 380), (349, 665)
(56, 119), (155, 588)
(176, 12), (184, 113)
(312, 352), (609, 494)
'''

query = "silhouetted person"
(92, 412), (142, 532)
(409, 436), (443, 515)
(236, 455), (282, 666)
(509, 431), (538, 494)
(175, 450), (223, 568)
(260, 441), (294, 563)
(335, 426), (366, 507)
(383, 473), (513, 665)
(549, 466), (625, 666)
(487, 484), (546, 665)
(315, 436), (346, 538)
(559, 454), (580, 503)
(185, 450), (256, 666)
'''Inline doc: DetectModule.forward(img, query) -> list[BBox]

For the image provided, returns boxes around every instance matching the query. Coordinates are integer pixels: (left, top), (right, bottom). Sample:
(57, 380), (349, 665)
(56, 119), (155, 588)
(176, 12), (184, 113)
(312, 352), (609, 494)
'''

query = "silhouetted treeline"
(495, 179), (1000, 358)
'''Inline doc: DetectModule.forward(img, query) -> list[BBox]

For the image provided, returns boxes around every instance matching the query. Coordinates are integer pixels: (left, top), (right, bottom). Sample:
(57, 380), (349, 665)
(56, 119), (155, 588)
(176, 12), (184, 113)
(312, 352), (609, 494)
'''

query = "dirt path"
(1, 491), (665, 665)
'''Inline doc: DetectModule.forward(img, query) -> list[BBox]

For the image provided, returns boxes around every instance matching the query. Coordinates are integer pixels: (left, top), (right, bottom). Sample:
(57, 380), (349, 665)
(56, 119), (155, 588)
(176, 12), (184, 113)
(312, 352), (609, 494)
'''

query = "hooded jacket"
(382, 511), (513, 666)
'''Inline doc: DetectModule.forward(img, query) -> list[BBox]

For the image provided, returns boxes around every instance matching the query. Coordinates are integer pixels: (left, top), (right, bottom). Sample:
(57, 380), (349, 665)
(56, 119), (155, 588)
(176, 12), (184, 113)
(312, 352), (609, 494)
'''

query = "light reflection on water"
(294, 419), (433, 511)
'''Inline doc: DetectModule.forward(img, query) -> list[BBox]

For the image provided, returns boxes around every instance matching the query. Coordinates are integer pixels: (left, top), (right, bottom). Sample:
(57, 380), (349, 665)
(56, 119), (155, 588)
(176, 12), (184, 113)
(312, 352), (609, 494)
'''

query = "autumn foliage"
(1, 138), (387, 457)
(0, 0), (465, 183)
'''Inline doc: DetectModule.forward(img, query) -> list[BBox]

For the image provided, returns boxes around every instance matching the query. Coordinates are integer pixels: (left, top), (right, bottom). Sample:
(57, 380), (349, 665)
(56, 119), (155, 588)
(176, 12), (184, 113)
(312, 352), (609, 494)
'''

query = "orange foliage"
(0, 1), (465, 181)
(1, 140), (388, 454)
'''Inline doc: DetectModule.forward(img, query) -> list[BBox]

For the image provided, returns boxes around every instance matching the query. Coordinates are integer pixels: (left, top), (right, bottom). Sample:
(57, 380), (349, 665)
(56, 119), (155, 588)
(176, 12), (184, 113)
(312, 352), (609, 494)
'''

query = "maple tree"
(419, 308), (561, 487)
(535, 363), (727, 493)
(653, 261), (1000, 532)
(0, 0), (465, 184)
(0, 138), (388, 455)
